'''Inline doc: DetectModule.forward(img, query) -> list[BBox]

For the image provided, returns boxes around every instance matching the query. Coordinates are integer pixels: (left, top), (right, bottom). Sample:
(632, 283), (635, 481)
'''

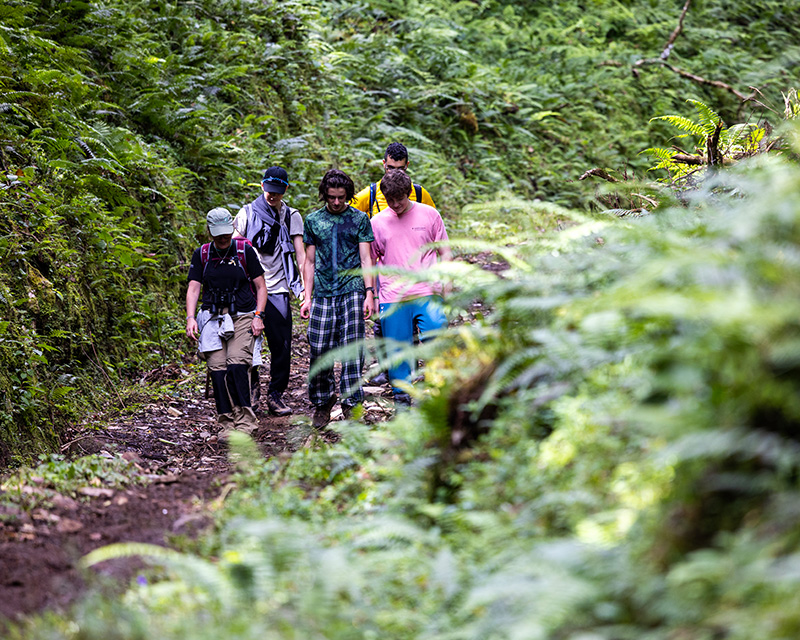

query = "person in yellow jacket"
(351, 142), (436, 218)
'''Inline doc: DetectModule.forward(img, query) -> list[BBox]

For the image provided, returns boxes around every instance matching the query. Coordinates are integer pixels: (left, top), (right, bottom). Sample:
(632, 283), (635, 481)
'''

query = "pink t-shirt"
(370, 201), (449, 304)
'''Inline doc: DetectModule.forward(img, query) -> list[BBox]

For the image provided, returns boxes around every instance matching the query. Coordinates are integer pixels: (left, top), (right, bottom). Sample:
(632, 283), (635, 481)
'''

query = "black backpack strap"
(369, 182), (379, 216)
(413, 183), (422, 202)
(200, 242), (211, 279)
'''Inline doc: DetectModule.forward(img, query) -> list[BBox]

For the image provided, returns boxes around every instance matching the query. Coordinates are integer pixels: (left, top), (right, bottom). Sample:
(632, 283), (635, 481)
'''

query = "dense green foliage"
(2, 0), (800, 462)
(3, 0), (800, 636)
(11, 143), (800, 640)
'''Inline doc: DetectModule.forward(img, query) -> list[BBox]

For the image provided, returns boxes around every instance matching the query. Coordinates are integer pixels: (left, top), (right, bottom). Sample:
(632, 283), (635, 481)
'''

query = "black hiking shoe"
(394, 392), (413, 411)
(312, 395), (337, 429)
(367, 371), (390, 386)
(266, 391), (292, 417)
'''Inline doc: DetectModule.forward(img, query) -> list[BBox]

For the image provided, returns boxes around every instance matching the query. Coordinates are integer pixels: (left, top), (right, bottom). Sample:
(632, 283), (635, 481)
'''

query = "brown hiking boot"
(312, 395), (337, 429)
(267, 391), (292, 417)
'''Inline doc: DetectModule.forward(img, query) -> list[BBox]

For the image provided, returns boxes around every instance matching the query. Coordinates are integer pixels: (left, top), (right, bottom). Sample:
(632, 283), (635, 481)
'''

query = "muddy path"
(0, 311), (394, 623)
(0, 252), (505, 625)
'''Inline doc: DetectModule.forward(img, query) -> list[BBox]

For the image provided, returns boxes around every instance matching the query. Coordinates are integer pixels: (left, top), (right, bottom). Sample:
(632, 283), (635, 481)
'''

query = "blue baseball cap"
(262, 166), (289, 194)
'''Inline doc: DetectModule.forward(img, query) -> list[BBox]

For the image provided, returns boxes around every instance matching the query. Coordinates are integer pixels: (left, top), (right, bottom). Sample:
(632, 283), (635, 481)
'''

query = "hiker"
(300, 169), (375, 427)
(186, 207), (267, 434)
(369, 168), (451, 407)
(233, 166), (305, 417)
(351, 142), (436, 216)
(352, 142), (437, 385)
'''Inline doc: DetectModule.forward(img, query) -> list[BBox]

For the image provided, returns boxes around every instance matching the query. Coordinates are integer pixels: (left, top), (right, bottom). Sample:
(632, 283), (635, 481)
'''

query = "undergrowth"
(9, 140), (800, 638)
(2, 0), (800, 463)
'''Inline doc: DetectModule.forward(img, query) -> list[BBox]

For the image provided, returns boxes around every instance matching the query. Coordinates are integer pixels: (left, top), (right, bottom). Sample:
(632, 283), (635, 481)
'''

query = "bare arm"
(359, 241), (375, 319)
(186, 280), (202, 340)
(293, 235), (306, 286)
(300, 244), (315, 319)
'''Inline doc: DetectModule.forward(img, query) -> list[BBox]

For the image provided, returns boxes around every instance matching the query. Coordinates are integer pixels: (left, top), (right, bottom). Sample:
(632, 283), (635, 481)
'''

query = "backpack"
(200, 237), (255, 294)
(369, 182), (423, 216)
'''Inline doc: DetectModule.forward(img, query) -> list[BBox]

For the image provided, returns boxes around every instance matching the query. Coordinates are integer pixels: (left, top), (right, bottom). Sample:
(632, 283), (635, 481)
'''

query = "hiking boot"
(233, 405), (259, 435)
(217, 412), (235, 430)
(368, 371), (390, 386)
(394, 392), (413, 411)
(312, 395), (337, 429)
(267, 391), (292, 417)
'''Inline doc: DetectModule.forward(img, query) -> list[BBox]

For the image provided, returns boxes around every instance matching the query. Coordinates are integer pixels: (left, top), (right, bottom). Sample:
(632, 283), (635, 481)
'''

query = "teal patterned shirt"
(303, 204), (374, 297)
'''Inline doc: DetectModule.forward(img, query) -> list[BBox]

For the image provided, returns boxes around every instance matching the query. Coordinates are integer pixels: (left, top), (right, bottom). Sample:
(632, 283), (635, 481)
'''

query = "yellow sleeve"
(351, 186), (372, 215)
(420, 186), (436, 209)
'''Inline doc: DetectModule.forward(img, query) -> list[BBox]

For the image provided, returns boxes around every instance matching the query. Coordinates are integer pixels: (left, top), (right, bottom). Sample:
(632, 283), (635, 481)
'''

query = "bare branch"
(579, 168), (620, 182)
(670, 153), (706, 165)
(631, 0), (755, 103)
(661, 0), (692, 60)
(633, 58), (754, 102)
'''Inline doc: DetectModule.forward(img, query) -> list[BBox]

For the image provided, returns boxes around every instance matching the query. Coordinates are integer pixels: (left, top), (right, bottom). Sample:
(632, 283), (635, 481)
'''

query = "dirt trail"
(0, 252), (505, 624)
(0, 309), (396, 624)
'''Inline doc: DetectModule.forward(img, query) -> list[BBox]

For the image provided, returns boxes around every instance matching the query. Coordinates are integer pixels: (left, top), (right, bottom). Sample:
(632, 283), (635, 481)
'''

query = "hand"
(300, 299), (312, 319)
(186, 317), (198, 341)
(251, 315), (264, 338)
(363, 294), (375, 320)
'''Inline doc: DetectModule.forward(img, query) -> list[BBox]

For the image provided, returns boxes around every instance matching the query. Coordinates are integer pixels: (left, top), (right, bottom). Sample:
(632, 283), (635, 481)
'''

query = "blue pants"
(379, 296), (446, 394)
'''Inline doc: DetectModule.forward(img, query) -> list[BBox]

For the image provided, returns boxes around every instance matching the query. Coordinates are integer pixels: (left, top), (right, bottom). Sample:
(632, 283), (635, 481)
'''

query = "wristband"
(254, 311), (263, 319)
(365, 286), (375, 293)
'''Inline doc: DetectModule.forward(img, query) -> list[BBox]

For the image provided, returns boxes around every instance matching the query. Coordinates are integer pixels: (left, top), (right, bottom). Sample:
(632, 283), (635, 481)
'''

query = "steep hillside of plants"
(2, 0), (800, 464)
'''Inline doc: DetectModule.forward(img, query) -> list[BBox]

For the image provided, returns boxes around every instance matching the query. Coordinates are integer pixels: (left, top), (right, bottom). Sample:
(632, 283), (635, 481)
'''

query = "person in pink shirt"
(370, 169), (451, 407)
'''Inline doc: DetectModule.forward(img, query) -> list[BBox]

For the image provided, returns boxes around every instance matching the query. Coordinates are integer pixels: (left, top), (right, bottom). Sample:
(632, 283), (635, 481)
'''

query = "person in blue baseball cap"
(233, 166), (305, 417)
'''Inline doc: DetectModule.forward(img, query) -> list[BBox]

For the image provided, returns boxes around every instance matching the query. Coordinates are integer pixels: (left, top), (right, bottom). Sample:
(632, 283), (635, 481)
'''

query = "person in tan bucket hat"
(185, 207), (267, 434)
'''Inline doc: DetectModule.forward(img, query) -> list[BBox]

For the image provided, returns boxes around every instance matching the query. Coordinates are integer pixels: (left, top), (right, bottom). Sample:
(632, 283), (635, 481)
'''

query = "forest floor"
(0, 252), (505, 625)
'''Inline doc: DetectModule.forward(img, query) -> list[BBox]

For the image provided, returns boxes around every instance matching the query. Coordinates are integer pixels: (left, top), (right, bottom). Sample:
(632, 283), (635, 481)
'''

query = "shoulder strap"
(414, 183), (422, 203)
(369, 182), (379, 216)
(233, 237), (251, 280)
(234, 237), (257, 296)
(201, 242), (212, 278)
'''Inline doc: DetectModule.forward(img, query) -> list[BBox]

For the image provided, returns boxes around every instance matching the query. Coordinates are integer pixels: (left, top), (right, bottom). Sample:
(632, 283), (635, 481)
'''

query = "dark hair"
(381, 167), (412, 201)
(318, 168), (355, 202)
(384, 142), (408, 163)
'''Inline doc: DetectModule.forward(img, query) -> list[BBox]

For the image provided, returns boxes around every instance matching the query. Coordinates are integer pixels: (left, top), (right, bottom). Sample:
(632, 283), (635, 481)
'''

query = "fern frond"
(687, 98), (722, 133)
(649, 114), (707, 138)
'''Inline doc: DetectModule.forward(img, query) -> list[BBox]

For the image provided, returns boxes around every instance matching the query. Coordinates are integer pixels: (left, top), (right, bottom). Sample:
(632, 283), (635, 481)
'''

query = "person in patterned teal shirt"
(301, 169), (376, 427)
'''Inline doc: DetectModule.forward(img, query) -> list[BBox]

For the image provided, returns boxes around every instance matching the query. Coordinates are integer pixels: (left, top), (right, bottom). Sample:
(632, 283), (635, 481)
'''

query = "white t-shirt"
(234, 199), (303, 294)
